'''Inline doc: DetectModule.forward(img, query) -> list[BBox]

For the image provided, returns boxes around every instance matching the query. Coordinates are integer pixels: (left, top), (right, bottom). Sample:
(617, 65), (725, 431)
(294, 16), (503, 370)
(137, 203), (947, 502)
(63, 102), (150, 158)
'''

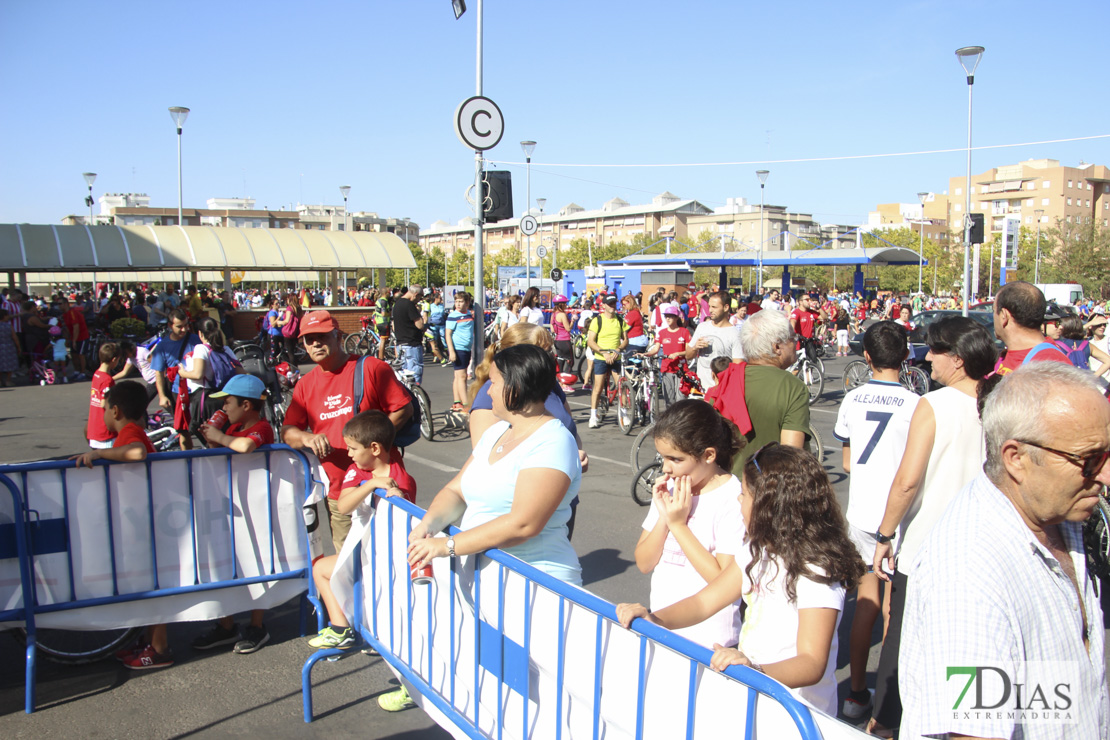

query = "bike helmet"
(49, 325), (62, 337)
(553, 294), (568, 304)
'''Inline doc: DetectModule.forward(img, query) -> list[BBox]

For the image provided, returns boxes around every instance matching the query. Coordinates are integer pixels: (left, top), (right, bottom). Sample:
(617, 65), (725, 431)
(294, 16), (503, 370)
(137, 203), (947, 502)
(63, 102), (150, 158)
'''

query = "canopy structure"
(30, 271), (321, 284)
(0, 224), (416, 273)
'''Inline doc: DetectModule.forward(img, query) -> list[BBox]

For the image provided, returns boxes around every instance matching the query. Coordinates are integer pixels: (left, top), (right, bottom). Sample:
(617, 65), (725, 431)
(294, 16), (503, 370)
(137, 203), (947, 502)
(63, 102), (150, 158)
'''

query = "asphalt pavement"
(3, 352), (1094, 738)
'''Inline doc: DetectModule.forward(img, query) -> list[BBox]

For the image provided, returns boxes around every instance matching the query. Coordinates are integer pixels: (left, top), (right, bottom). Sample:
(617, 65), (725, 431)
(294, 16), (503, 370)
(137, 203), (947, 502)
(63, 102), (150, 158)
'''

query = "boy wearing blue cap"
(192, 373), (276, 654)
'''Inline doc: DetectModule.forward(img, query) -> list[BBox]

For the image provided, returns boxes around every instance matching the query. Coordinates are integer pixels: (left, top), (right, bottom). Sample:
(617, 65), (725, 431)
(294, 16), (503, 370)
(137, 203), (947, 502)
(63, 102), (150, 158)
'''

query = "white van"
(1035, 283), (1085, 306)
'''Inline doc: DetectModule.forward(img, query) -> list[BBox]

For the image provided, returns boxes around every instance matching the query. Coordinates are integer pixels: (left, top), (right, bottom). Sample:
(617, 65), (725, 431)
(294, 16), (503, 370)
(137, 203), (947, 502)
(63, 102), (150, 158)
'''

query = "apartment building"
(949, 159), (1110, 237)
(868, 193), (951, 243)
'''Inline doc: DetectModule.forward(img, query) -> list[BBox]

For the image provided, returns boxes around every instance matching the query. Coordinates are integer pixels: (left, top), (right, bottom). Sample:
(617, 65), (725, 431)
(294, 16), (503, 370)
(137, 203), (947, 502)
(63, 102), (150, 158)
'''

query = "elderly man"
(900, 363), (1110, 739)
(392, 284), (427, 385)
(720, 308), (810, 474)
(993, 281), (1070, 373)
(281, 310), (414, 553)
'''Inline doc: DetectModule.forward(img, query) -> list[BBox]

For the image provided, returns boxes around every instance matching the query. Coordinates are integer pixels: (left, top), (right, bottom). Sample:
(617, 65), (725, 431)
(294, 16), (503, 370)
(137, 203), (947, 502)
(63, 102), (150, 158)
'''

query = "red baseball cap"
(299, 310), (339, 337)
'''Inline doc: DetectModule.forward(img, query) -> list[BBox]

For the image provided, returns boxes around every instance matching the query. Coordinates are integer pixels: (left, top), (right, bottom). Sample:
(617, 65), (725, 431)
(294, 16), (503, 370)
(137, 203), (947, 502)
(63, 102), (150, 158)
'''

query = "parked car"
(849, 309), (1001, 364)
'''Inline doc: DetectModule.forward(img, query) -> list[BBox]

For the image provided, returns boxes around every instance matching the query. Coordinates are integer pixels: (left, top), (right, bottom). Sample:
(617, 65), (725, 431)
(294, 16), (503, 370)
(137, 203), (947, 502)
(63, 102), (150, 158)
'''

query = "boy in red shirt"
(191, 374), (277, 654)
(308, 410), (415, 655)
(639, 304), (691, 405)
(73, 380), (154, 468)
(86, 342), (122, 450)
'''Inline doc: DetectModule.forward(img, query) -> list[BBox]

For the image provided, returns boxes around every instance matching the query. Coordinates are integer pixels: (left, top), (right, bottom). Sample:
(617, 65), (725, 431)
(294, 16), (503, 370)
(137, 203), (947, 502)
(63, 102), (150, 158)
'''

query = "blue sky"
(2, 1), (1107, 231)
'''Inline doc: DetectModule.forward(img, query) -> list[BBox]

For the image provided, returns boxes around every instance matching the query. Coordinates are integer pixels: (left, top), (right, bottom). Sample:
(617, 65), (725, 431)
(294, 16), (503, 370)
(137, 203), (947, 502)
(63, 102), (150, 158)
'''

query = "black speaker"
(969, 212), (985, 244)
(481, 170), (513, 223)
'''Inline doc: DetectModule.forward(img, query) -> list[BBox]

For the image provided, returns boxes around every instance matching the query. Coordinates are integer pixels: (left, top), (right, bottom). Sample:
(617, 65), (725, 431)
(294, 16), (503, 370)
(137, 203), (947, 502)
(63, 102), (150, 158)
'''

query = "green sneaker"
(377, 686), (416, 712)
(308, 626), (356, 650)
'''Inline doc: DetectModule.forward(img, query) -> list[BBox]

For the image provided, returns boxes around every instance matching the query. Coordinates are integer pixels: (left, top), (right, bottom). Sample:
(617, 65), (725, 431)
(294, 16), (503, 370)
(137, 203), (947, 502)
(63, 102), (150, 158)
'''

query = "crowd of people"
(8, 274), (1110, 736)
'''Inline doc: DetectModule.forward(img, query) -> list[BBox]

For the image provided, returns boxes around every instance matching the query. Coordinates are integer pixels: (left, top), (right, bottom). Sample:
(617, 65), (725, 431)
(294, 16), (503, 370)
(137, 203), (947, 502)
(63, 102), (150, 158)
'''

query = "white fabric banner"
(0, 447), (326, 629)
(331, 500), (869, 740)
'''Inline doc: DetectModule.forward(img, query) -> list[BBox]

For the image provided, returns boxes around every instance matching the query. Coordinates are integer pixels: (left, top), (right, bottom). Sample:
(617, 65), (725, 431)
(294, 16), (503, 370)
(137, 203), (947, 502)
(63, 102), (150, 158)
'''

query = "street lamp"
(521, 140), (536, 290)
(168, 106), (190, 226)
(1034, 208), (1044, 284)
(756, 170), (769, 294)
(917, 191), (929, 294)
(955, 46), (984, 316)
(339, 185), (351, 232)
(82, 172), (97, 225)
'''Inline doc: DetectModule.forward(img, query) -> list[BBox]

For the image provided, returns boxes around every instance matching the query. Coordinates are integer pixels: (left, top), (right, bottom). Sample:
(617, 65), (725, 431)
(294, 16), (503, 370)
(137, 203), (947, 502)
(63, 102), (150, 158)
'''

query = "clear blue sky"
(2, 0), (1107, 231)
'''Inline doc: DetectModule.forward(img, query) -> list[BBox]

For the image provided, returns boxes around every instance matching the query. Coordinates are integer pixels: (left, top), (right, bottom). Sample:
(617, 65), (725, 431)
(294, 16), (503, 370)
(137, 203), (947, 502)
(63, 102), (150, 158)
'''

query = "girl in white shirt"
(633, 400), (746, 648)
(518, 287), (544, 325)
(618, 442), (863, 715)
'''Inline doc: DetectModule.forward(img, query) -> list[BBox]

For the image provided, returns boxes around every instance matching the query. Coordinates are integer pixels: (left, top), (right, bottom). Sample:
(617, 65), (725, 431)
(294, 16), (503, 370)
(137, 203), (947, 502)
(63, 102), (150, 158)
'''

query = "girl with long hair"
(618, 442), (863, 716)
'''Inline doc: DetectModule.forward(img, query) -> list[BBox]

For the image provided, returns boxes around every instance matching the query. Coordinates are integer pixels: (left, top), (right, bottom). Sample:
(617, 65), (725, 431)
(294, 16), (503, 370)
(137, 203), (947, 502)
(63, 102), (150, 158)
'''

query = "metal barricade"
(0, 444), (318, 713)
(302, 495), (847, 739)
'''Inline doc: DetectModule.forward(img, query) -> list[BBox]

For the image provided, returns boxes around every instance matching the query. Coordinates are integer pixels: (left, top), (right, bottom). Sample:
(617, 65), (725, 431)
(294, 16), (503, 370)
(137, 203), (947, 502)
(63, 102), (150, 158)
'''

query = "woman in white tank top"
(866, 316), (999, 735)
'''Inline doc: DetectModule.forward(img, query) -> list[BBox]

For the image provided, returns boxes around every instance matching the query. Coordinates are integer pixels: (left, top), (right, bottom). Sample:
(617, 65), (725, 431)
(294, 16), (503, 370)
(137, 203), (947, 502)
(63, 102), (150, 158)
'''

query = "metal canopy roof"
(599, 246), (926, 268)
(0, 224), (416, 272)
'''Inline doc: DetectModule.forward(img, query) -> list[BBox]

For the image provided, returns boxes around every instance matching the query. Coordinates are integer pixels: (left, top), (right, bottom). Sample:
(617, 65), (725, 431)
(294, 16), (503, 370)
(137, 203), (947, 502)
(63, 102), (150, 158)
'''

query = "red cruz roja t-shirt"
(283, 356), (411, 499)
(342, 460), (417, 504)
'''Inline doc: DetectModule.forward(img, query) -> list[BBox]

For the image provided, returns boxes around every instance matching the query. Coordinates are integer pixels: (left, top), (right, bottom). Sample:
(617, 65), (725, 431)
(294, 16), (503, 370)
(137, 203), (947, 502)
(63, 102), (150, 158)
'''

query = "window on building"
(1086, 200), (1091, 207)
(954, 203), (962, 211)
(1042, 198), (1050, 206)
(1027, 182), (1036, 190)
(955, 187), (962, 196)
(970, 186), (976, 194)
(1068, 180), (1073, 188)
(1067, 198), (1072, 206)
(1043, 181), (1051, 188)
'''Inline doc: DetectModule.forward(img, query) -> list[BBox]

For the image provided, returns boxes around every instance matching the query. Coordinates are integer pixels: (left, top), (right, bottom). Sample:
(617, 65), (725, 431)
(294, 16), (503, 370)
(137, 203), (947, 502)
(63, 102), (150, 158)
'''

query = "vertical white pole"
(472, 0), (486, 360)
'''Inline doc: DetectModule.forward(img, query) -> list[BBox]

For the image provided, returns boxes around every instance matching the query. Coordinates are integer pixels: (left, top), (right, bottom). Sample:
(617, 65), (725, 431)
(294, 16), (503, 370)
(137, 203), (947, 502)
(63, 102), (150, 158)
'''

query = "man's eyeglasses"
(1017, 439), (1110, 479)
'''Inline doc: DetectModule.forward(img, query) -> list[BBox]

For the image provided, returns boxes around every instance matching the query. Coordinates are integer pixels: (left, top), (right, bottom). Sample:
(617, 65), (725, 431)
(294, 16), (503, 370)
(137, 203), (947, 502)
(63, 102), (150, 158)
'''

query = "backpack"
(206, 345), (241, 391)
(587, 313), (625, 340)
(353, 355), (422, 448)
(281, 308), (299, 338)
(1058, 339), (1090, 369)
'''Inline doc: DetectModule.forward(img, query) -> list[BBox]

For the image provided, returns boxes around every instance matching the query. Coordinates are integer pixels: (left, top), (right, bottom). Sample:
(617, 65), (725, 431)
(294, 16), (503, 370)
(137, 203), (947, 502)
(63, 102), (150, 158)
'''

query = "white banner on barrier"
(0, 449), (324, 629)
(331, 501), (868, 740)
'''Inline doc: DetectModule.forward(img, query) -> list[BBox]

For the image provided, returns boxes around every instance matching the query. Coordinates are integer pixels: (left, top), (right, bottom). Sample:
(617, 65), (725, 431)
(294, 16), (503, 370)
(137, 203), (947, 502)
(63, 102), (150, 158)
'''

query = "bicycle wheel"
(801, 361), (824, 404)
(596, 384), (610, 421)
(412, 385), (435, 441)
(843, 360), (870, 391)
(16, 626), (143, 665)
(343, 332), (365, 356)
(900, 366), (930, 396)
(1083, 495), (1110, 582)
(807, 423), (824, 462)
(384, 339), (403, 369)
(147, 426), (181, 452)
(630, 422), (657, 471)
(573, 338), (584, 360)
(630, 461), (663, 506)
(617, 378), (635, 434)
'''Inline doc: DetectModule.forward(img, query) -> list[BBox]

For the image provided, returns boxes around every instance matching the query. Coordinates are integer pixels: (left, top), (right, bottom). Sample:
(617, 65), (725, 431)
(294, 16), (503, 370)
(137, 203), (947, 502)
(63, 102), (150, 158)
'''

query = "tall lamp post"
(756, 169), (769, 294)
(168, 106), (190, 226)
(83, 172), (97, 225)
(521, 140), (536, 290)
(339, 185), (351, 231)
(536, 196), (549, 269)
(1034, 208), (1044, 283)
(917, 191), (929, 294)
(955, 46), (984, 317)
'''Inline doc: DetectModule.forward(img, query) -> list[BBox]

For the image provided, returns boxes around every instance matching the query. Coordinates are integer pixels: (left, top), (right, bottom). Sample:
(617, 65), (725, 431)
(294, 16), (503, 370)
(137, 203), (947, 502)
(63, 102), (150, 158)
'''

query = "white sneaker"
(588, 417), (600, 429)
(841, 688), (874, 720)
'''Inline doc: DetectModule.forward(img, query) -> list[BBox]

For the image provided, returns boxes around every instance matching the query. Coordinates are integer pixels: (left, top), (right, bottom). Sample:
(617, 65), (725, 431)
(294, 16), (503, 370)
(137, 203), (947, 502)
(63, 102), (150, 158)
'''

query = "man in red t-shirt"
(60, 297), (90, 377)
(281, 310), (413, 550)
(790, 294), (821, 340)
(993, 282), (1071, 375)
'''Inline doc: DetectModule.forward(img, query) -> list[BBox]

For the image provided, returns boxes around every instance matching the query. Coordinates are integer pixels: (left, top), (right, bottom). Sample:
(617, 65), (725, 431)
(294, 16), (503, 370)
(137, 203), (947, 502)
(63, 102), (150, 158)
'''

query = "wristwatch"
(874, 530), (895, 544)
(446, 537), (456, 558)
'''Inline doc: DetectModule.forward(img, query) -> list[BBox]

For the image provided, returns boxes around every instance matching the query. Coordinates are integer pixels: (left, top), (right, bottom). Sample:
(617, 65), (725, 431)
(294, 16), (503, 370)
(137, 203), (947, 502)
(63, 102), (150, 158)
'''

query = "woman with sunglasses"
(866, 315), (997, 737)
(617, 443), (863, 716)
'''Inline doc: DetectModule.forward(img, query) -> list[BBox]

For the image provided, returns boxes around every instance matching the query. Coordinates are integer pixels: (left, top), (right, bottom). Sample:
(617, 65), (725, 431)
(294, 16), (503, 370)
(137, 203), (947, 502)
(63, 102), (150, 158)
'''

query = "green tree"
(1039, 219), (1110, 296)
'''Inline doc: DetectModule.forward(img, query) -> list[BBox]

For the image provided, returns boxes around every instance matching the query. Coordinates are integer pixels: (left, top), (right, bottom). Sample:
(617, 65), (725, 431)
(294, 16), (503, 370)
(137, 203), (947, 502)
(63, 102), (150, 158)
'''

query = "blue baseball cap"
(210, 374), (267, 400)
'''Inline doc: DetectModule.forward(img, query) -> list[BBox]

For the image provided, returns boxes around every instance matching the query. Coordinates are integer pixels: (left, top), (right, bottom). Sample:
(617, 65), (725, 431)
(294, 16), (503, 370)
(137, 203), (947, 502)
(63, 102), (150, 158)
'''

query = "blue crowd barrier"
(302, 495), (852, 739)
(0, 444), (319, 714)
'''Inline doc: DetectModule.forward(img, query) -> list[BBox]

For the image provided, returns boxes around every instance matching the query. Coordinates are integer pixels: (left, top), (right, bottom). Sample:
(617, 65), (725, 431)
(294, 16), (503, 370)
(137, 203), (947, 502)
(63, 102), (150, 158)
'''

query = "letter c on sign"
(471, 110), (491, 138)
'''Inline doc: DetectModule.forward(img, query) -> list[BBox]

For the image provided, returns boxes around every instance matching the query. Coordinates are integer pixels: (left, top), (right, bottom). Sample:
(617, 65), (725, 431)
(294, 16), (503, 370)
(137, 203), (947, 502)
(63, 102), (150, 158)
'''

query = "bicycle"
(631, 421), (825, 506)
(843, 353), (930, 397)
(12, 624), (143, 665)
(392, 367), (435, 441)
(620, 355), (665, 435)
(147, 410), (183, 452)
(343, 316), (382, 357)
(592, 354), (631, 429)
(788, 353), (824, 405)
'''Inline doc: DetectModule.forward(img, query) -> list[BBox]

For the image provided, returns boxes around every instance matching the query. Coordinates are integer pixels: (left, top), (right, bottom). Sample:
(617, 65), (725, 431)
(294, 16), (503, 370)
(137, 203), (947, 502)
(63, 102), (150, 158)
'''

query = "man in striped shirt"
(900, 363), (1110, 739)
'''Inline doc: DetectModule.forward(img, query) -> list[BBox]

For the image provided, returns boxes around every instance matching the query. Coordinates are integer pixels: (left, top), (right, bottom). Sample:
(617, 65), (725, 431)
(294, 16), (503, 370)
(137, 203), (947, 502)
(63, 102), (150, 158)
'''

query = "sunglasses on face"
(1017, 439), (1110, 479)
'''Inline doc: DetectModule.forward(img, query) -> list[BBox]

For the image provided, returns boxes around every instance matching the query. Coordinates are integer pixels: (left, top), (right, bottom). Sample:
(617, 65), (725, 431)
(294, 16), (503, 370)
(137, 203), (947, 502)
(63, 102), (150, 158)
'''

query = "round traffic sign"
(520, 214), (538, 236)
(550, 268), (563, 281)
(454, 96), (505, 151)
(536, 245), (548, 259)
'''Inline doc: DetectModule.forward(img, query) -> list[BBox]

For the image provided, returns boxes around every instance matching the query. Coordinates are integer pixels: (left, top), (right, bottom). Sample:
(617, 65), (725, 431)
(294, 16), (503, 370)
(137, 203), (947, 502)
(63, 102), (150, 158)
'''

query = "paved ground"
(1, 354), (1103, 738)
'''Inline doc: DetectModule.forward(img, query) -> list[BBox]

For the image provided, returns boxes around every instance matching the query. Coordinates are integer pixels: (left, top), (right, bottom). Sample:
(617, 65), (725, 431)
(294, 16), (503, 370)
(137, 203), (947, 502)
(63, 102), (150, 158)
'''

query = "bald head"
(994, 281), (1046, 330)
